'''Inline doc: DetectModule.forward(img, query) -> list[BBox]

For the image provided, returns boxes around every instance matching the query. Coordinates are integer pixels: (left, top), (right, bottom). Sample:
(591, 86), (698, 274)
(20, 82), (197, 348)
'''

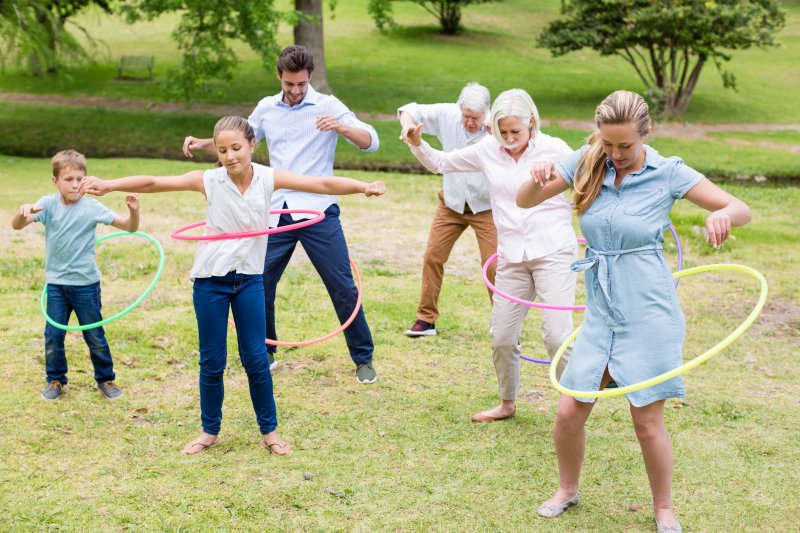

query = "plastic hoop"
(171, 209), (326, 241)
(40, 232), (165, 331)
(549, 263), (768, 398)
(228, 256), (363, 347)
(483, 225), (683, 312)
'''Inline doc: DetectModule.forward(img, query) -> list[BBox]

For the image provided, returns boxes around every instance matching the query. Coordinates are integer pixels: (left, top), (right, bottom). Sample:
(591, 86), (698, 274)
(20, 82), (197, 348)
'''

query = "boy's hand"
(125, 194), (140, 211)
(364, 181), (387, 197)
(80, 176), (110, 196)
(19, 204), (43, 217)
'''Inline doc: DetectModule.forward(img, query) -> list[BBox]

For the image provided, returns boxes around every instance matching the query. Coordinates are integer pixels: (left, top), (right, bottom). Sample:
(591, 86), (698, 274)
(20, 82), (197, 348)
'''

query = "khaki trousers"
(489, 246), (577, 400)
(416, 190), (497, 323)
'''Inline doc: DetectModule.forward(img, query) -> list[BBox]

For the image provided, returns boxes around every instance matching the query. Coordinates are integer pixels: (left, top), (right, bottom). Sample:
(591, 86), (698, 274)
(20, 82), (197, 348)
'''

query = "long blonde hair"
(574, 91), (651, 215)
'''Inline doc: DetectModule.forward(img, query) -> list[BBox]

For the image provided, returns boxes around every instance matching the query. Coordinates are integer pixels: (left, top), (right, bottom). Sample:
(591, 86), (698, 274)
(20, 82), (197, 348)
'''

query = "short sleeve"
(32, 196), (51, 224)
(93, 200), (116, 225)
(669, 159), (704, 199)
(555, 145), (588, 187)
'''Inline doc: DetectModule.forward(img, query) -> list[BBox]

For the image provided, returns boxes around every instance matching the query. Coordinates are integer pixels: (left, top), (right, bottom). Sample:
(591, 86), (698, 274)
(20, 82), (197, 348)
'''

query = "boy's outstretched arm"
(110, 194), (141, 232)
(11, 203), (43, 230)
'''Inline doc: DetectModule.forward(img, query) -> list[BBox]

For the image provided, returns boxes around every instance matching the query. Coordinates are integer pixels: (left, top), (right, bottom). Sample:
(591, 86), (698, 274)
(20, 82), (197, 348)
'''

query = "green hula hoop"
(550, 263), (768, 399)
(40, 231), (165, 331)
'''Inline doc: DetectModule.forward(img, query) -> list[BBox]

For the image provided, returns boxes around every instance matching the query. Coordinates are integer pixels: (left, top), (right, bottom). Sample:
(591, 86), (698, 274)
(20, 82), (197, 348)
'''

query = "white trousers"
(489, 246), (577, 400)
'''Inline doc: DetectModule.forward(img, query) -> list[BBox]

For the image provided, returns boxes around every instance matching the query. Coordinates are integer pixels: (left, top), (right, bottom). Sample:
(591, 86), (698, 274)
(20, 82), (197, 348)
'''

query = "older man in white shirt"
(398, 83), (497, 338)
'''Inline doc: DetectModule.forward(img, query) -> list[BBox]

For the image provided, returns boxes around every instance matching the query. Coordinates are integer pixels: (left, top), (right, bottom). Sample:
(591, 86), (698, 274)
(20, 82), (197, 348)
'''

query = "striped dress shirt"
(397, 102), (491, 214)
(248, 85), (379, 226)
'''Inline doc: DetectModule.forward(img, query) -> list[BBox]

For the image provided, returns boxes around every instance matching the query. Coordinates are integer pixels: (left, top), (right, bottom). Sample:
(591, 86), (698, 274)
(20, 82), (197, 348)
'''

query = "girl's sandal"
(260, 440), (292, 456)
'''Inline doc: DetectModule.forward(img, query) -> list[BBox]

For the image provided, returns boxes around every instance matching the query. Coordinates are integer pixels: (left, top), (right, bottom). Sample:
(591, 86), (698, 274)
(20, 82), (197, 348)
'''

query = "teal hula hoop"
(40, 231), (165, 331)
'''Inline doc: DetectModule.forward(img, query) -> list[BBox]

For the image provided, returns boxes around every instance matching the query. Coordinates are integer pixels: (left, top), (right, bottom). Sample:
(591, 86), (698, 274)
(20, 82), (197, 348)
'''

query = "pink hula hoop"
(228, 256), (363, 348)
(171, 209), (326, 241)
(482, 245), (587, 311)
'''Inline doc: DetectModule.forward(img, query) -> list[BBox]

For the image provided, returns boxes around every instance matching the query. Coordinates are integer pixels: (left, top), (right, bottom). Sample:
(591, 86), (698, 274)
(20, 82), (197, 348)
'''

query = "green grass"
(0, 156), (797, 530)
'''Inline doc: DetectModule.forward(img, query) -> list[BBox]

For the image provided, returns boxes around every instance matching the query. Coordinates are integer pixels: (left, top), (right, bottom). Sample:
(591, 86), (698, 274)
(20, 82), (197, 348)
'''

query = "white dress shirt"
(190, 163), (275, 280)
(248, 85), (379, 226)
(397, 102), (491, 214)
(410, 132), (576, 262)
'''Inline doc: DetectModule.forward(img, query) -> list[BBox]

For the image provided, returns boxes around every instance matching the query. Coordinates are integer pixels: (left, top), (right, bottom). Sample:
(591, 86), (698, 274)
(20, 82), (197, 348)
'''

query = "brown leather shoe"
(471, 408), (516, 423)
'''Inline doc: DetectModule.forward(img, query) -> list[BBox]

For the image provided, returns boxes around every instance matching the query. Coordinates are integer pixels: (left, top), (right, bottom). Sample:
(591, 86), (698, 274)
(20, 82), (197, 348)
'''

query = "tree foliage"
(368, 0), (497, 35)
(538, 0), (785, 115)
(0, 0), (109, 75)
(117, 0), (288, 101)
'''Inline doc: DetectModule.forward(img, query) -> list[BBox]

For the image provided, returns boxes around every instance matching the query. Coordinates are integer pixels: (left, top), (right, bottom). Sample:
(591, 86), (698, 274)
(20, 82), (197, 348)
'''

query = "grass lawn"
(0, 156), (797, 530)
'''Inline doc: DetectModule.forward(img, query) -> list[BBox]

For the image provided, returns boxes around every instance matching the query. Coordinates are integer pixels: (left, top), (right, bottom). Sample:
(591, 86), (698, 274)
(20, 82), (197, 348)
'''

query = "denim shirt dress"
(556, 145), (703, 406)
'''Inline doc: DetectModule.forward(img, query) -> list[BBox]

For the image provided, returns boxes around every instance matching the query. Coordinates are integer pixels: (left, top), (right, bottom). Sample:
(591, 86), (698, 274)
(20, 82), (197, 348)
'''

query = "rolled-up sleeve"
(555, 145), (588, 187)
(337, 111), (380, 153)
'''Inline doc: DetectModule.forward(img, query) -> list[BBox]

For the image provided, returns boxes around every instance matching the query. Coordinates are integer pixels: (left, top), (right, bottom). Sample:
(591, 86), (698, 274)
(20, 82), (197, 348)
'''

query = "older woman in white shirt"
(404, 89), (577, 423)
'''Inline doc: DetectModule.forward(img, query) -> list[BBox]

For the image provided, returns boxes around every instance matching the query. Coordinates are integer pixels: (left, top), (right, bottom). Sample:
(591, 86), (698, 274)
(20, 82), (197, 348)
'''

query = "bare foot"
(261, 431), (292, 455)
(471, 403), (516, 423)
(181, 432), (220, 455)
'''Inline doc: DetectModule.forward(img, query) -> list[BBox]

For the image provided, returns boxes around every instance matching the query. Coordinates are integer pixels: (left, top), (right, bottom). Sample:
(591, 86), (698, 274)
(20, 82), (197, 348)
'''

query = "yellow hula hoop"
(550, 264), (768, 399)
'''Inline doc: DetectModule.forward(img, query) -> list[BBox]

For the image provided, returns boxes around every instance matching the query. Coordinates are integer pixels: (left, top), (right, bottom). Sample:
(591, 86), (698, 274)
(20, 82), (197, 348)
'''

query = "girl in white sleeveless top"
(80, 116), (386, 456)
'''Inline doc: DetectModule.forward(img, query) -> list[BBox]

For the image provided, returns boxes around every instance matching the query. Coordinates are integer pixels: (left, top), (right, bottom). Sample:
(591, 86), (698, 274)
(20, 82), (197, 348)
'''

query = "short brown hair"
(276, 45), (314, 75)
(51, 149), (87, 178)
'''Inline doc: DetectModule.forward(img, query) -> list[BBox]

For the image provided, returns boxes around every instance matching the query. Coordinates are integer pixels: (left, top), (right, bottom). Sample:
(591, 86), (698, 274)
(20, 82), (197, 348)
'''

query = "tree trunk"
(294, 0), (331, 94)
(438, 1), (462, 34)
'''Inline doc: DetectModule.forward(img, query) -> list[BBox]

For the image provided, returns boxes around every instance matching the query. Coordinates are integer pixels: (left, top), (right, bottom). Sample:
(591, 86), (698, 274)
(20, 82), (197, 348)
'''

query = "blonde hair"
(213, 116), (256, 143)
(573, 90), (651, 215)
(490, 89), (540, 149)
(51, 149), (86, 178)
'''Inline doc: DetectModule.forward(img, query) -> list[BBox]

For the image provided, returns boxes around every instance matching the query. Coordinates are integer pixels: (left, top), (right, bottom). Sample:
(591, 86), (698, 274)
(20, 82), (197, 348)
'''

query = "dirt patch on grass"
(751, 298), (800, 337)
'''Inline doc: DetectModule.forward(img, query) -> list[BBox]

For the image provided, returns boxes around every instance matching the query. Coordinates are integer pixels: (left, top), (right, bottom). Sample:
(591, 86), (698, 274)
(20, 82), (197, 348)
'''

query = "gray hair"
(457, 82), (490, 115)
(490, 89), (541, 148)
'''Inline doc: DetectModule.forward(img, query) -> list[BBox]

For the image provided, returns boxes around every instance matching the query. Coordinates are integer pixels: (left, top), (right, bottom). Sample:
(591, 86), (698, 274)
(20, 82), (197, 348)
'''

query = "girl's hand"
(79, 176), (110, 196)
(705, 210), (732, 248)
(530, 161), (557, 187)
(125, 194), (140, 211)
(364, 181), (387, 197)
(19, 204), (43, 217)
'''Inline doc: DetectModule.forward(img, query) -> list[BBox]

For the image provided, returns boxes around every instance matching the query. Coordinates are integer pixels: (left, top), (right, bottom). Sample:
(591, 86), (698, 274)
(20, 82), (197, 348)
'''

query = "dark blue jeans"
(263, 203), (374, 365)
(44, 282), (115, 385)
(193, 273), (277, 436)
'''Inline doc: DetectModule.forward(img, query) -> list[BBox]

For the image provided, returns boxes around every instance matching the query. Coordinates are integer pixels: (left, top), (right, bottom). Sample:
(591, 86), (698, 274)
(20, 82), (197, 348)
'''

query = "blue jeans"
(44, 282), (115, 385)
(263, 203), (374, 365)
(193, 273), (277, 436)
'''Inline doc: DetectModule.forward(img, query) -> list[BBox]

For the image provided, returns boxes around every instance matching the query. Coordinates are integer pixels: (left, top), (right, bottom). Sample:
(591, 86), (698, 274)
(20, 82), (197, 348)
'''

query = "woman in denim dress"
(516, 91), (752, 532)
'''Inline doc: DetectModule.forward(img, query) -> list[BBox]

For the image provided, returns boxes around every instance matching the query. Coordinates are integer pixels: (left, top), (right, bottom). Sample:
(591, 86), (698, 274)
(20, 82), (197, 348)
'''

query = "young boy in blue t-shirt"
(11, 150), (140, 401)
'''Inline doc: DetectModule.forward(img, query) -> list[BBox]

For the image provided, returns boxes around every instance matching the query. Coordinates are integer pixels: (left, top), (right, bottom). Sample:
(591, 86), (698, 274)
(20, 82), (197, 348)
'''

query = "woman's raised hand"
(400, 123), (424, 147)
(530, 161), (557, 187)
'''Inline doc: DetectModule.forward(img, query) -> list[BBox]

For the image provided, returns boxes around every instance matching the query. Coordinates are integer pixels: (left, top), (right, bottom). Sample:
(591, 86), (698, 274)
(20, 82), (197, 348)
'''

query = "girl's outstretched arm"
(274, 170), (386, 197)
(684, 177), (751, 248)
(80, 170), (206, 197)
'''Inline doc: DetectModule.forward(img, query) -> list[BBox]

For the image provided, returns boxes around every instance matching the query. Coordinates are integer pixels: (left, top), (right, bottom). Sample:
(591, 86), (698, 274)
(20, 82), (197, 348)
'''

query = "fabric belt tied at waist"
(570, 244), (662, 332)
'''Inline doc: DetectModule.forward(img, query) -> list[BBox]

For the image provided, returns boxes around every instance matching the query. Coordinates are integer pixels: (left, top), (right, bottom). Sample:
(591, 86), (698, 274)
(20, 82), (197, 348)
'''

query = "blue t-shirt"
(33, 194), (116, 285)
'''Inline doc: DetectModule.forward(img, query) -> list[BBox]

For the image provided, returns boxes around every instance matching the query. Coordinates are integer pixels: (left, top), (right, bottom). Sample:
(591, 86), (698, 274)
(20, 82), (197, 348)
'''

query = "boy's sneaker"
(356, 363), (377, 384)
(404, 320), (437, 337)
(268, 352), (277, 371)
(98, 381), (123, 400)
(41, 380), (63, 401)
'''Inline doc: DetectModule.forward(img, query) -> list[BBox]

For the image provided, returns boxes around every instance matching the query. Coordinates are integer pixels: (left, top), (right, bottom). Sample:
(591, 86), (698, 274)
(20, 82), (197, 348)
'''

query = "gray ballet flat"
(656, 520), (682, 533)
(537, 492), (579, 518)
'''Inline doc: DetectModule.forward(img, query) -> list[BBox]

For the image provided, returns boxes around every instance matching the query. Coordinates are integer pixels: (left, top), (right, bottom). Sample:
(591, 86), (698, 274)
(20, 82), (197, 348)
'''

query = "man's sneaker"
(356, 363), (377, 384)
(268, 352), (277, 371)
(98, 381), (123, 400)
(404, 320), (437, 337)
(41, 380), (63, 401)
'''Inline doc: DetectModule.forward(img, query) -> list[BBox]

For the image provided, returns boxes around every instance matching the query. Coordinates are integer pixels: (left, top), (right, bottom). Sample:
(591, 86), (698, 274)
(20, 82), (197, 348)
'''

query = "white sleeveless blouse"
(190, 163), (275, 280)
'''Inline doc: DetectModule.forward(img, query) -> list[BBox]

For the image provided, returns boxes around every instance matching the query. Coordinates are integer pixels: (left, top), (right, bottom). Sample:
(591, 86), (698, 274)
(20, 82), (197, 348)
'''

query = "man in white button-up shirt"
(181, 46), (380, 384)
(398, 83), (497, 338)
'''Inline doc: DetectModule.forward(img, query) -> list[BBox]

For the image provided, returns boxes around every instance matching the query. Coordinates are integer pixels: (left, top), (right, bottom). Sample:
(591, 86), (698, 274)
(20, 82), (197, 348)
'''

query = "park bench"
(116, 55), (154, 80)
